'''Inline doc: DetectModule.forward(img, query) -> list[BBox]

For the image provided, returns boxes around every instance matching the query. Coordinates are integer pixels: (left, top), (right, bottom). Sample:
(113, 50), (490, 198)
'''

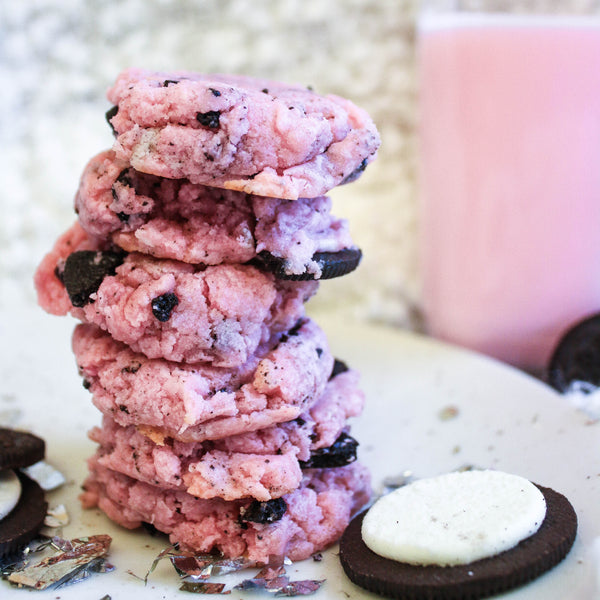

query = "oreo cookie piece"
(0, 472), (47, 557)
(339, 484), (577, 600)
(61, 249), (126, 307)
(239, 498), (288, 525)
(547, 313), (600, 392)
(253, 248), (362, 280)
(0, 427), (45, 471)
(0, 428), (48, 557)
(299, 432), (358, 469)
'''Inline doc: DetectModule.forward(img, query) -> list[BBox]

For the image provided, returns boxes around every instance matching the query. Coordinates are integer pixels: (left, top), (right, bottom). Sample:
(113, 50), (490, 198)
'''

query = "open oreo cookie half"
(339, 484), (577, 600)
(252, 248), (362, 280)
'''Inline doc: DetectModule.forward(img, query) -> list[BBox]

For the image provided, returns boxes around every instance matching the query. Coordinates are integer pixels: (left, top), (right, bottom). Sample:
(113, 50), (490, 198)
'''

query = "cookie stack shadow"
(34, 69), (380, 562)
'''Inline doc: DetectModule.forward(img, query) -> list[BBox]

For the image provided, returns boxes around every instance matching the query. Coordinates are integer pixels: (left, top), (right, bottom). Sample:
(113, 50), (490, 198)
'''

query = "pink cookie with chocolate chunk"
(81, 458), (371, 563)
(88, 366), (364, 501)
(106, 68), (380, 200)
(35, 223), (317, 365)
(72, 318), (334, 443)
(75, 150), (356, 278)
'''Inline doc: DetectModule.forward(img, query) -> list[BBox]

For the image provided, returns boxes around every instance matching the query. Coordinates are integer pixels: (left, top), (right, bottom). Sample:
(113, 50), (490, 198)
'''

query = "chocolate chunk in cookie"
(61, 249), (126, 307)
(0, 427), (45, 471)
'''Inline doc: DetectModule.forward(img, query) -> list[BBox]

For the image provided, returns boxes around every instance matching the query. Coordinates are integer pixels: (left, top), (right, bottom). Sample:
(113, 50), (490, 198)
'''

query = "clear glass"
(418, 0), (600, 371)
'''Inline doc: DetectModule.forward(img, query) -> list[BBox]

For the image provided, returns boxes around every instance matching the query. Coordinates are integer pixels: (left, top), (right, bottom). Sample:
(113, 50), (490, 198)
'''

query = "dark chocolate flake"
(196, 110), (221, 129)
(121, 361), (141, 374)
(239, 498), (287, 525)
(163, 79), (180, 86)
(6, 535), (113, 590)
(209, 87), (222, 97)
(62, 250), (126, 307)
(299, 432), (358, 469)
(151, 292), (179, 322)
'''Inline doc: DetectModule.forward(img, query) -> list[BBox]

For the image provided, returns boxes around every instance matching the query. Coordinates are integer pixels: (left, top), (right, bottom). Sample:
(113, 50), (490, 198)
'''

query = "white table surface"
(1, 306), (598, 599)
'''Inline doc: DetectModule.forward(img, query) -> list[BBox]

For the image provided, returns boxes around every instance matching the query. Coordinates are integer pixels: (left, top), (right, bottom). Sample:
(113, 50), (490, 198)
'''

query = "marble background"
(1, 0), (421, 327)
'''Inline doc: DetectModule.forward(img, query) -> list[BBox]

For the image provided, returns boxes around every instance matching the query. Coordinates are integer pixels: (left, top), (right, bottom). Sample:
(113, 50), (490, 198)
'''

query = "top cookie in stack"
(105, 69), (379, 200)
(35, 68), (380, 563)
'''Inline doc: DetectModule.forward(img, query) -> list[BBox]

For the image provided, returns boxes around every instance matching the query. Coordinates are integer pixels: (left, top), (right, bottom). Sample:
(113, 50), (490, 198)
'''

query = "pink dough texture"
(81, 458), (371, 562)
(106, 68), (380, 199)
(88, 367), (364, 501)
(72, 318), (334, 442)
(75, 150), (355, 277)
(35, 223), (317, 365)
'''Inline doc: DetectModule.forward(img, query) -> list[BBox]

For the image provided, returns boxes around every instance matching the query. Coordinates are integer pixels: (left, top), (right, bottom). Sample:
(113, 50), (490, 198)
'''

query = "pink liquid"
(419, 14), (600, 371)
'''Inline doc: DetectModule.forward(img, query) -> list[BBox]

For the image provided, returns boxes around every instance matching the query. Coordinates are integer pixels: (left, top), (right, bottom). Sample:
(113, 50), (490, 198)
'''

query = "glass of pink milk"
(418, 0), (600, 372)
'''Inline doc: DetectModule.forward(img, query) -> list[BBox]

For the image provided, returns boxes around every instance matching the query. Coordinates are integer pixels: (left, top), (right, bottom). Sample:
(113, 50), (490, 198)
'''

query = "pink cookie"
(72, 318), (334, 443)
(106, 68), (380, 200)
(35, 223), (317, 365)
(81, 458), (371, 562)
(75, 150), (356, 278)
(89, 366), (364, 501)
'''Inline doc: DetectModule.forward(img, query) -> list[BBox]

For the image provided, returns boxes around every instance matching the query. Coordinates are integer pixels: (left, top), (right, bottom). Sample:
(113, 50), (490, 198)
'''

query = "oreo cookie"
(0, 472), (47, 557)
(547, 313), (600, 392)
(339, 484), (577, 600)
(252, 248), (362, 280)
(60, 249), (126, 307)
(0, 427), (45, 471)
(0, 428), (48, 557)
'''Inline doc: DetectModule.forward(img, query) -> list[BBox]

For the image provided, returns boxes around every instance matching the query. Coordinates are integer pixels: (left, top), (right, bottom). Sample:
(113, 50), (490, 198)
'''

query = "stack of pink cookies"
(35, 69), (380, 562)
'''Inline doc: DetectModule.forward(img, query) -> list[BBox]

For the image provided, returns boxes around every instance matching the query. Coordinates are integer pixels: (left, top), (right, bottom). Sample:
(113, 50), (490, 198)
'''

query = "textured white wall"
(1, 0), (421, 327)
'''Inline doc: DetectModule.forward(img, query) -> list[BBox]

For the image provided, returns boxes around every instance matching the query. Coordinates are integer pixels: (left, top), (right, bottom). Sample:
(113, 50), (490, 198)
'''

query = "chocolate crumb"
(196, 111), (221, 129)
(62, 250), (126, 307)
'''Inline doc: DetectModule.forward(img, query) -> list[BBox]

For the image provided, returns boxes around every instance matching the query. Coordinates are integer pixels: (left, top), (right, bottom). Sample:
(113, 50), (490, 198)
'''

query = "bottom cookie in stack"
(76, 318), (371, 561)
(82, 460), (370, 563)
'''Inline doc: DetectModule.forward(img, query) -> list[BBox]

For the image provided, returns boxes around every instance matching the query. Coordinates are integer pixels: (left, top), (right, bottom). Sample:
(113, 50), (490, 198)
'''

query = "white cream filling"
(361, 470), (547, 566)
(0, 470), (22, 520)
